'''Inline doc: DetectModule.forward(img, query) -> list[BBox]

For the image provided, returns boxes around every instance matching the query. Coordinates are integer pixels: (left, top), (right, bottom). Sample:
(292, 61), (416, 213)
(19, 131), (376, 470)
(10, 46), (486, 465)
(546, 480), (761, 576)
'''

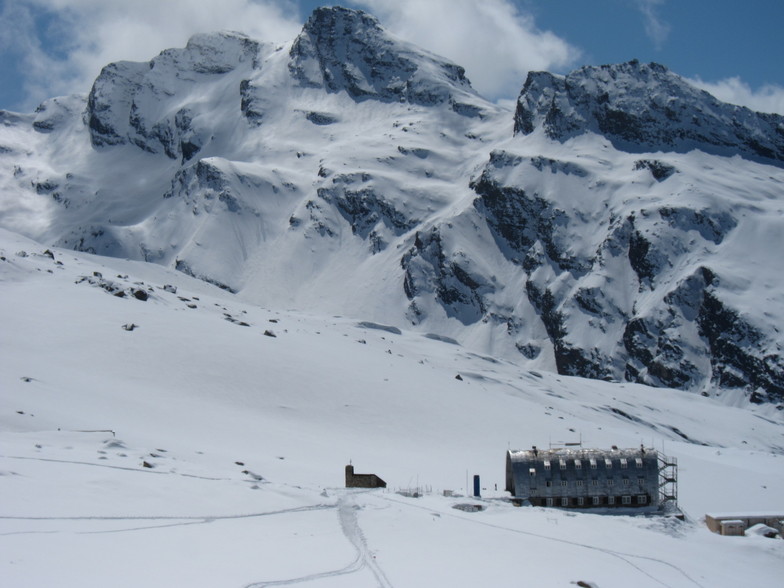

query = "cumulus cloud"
(0, 0), (302, 110)
(689, 76), (784, 116)
(633, 0), (670, 50)
(349, 0), (580, 100)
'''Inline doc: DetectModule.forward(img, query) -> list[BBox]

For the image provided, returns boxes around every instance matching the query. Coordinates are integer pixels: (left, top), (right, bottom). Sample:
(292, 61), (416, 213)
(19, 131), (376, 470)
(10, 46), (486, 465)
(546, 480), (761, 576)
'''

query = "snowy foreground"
(2, 227), (783, 587)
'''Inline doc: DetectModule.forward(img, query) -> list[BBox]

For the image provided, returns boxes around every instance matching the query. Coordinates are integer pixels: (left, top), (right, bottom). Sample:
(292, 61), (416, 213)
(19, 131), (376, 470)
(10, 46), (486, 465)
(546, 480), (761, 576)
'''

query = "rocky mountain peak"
(289, 6), (481, 113)
(85, 30), (264, 157)
(515, 59), (784, 167)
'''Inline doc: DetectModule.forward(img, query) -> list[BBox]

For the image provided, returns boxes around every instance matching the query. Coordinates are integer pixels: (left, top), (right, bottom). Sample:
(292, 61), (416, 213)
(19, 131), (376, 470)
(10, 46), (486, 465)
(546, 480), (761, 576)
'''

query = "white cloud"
(633, 0), (670, 50)
(689, 76), (784, 116)
(2, 0), (580, 109)
(1, 0), (303, 110)
(349, 0), (580, 100)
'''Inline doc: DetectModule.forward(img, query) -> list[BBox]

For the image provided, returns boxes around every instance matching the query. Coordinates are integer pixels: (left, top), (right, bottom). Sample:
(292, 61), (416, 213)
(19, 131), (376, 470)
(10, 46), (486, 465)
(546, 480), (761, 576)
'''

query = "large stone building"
(506, 446), (676, 509)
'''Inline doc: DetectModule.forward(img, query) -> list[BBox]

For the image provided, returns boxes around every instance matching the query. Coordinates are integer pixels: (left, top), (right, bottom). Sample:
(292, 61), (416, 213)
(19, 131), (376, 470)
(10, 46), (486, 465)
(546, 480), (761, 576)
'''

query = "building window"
(561, 480), (568, 487)
(635, 458), (643, 468)
(607, 479), (615, 486)
(608, 496), (616, 505)
(559, 459), (566, 470)
(592, 496), (600, 506)
(544, 460), (551, 471)
(622, 495), (632, 505)
(577, 497), (585, 506)
(561, 497), (569, 507)
(546, 480), (552, 488)
(529, 468), (536, 477)
(638, 477), (645, 486)
(575, 459), (582, 470)
(592, 479), (599, 486)
(637, 495), (647, 505)
(620, 458), (628, 469)
(546, 498), (553, 507)
(576, 480), (584, 487)
(623, 478), (630, 486)
(590, 459), (597, 469)
(605, 458), (612, 469)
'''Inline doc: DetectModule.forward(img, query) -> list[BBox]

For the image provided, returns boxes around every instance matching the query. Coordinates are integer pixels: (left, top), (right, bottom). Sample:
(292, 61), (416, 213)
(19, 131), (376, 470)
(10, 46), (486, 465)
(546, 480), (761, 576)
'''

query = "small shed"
(705, 513), (784, 536)
(345, 464), (386, 489)
(719, 519), (746, 536)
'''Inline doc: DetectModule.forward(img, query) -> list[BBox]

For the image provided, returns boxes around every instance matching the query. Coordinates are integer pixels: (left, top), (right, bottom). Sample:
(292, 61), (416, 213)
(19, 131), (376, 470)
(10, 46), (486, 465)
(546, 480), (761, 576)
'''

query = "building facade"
(506, 446), (673, 509)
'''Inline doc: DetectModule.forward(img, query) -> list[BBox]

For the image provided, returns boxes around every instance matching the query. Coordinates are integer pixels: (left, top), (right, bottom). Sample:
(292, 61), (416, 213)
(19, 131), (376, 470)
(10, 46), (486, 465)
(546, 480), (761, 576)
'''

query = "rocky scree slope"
(0, 7), (783, 405)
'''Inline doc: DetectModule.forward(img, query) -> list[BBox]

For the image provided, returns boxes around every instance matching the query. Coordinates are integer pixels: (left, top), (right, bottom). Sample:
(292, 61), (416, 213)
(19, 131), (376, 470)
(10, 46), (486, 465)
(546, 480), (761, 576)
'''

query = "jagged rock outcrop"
(317, 172), (417, 251)
(401, 227), (494, 324)
(86, 32), (263, 157)
(457, 144), (783, 401)
(515, 60), (784, 167)
(289, 6), (485, 115)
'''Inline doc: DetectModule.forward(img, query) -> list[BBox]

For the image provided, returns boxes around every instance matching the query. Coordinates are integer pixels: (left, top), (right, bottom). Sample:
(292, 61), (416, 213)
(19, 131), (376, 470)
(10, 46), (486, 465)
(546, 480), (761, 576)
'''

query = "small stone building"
(345, 464), (386, 489)
(506, 446), (675, 509)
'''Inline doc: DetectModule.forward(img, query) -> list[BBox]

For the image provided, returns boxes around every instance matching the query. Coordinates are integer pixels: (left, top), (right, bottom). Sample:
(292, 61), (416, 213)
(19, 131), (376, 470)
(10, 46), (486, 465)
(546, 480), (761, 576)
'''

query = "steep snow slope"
(2, 227), (784, 587)
(0, 6), (782, 403)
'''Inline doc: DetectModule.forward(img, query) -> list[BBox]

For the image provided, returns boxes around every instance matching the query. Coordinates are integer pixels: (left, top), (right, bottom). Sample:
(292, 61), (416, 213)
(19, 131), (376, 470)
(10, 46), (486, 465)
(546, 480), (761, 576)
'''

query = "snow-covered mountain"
(1, 6), (783, 405)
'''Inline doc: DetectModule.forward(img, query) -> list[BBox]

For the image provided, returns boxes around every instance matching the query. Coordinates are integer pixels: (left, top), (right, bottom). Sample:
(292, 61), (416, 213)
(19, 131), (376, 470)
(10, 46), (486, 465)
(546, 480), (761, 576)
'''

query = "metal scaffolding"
(657, 453), (678, 511)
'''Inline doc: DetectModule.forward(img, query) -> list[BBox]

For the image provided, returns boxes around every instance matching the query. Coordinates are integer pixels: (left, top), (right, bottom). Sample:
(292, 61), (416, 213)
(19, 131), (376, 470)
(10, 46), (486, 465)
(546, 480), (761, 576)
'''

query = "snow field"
(1, 228), (783, 586)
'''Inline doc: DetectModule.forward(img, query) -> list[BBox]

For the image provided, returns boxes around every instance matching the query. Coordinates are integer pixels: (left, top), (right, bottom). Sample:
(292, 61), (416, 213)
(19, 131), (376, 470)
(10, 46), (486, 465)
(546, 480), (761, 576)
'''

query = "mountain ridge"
(515, 59), (784, 166)
(1, 6), (782, 405)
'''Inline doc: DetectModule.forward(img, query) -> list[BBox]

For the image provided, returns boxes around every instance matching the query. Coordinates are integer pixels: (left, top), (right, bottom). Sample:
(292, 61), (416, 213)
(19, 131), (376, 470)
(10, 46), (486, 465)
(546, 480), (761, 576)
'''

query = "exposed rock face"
(86, 32), (263, 158)
(515, 60), (784, 167)
(289, 6), (483, 114)
(317, 172), (417, 251)
(401, 227), (493, 325)
(454, 147), (782, 400)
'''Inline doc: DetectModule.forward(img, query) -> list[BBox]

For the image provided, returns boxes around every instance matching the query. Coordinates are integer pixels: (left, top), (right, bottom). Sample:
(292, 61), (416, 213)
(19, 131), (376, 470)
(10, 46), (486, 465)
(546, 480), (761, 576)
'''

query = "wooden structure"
(705, 513), (784, 536)
(345, 464), (386, 489)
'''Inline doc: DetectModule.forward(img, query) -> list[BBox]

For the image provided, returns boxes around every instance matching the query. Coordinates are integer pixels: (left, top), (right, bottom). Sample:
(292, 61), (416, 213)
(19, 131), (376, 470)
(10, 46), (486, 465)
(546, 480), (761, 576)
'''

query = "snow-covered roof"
(508, 447), (655, 461)
(706, 512), (784, 520)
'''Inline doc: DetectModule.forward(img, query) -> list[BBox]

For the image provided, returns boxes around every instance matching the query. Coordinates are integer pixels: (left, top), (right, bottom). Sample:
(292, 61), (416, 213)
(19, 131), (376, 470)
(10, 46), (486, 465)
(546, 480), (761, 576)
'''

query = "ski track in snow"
(0, 505), (335, 523)
(337, 492), (393, 588)
(244, 490), (393, 588)
(0, 454), (228, 480)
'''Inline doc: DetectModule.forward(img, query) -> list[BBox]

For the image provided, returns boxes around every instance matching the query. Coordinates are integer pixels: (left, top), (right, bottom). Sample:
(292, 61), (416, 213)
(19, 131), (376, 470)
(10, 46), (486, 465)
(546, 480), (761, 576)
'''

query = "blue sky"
(1, 0), (782, 114)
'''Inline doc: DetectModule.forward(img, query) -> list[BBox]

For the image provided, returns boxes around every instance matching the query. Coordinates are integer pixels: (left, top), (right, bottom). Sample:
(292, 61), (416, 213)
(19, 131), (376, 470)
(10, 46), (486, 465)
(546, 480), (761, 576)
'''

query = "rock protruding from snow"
(423, 144), (784, 402)
(33, 95), (87, 133)
(515, 60), (784, 166)
(289, 6), (484, 115)
(86, 32), (263, 157)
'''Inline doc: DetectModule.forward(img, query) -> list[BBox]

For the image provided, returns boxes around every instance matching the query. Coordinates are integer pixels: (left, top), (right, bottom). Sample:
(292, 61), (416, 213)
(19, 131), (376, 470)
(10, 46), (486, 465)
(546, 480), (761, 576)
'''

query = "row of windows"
(540, 495), (648, 507)
(540, 457), (644, 472)
(533, 477), (647, 489)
